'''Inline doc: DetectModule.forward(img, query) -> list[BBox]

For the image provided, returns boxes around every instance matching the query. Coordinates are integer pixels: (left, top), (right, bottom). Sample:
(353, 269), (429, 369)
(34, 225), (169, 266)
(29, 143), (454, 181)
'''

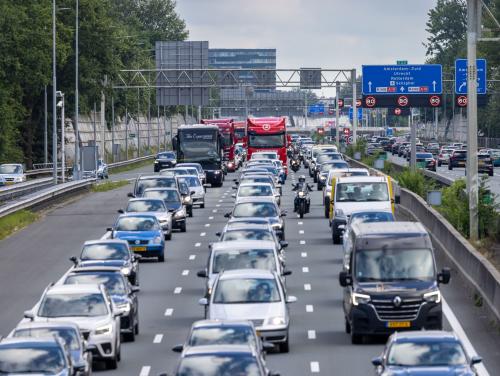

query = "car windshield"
(39, 293), (108, 317)
(354, 248), (435, 282)
(221, 230), (274, 242)
(65, 273), (126, 295)
(177, 354), (261, 376)
(0, 165), (22, 174)
(0, 346), (65, 373)
(137, 178), (176, 195)
(233, 203), (278, 217)
(212, 249), (276, 273)
(240, 177), (273, 186)
(416, 153), (433, 159)
(143, 189), (180, 203)
(13, 328), (80, 350)
(213, 278), (280, 303)
(317, 154), (342, 163)
(321, 162), (349, 171)
(387, 341), (467, 367)
(189, 327), (256, 347)
(350, 212), (395, 225)
(313, 148), (336, 158)
(115, 217), (159, 231)
(157, 152), (175, 159)
(248, 133), (285, 148)
(178, 176), (201, 187)
(80, 243), (130, 260)
(238, 185), (273, 197)
(127, 200), (166, 213)
(252, 153), (278, 160)
(336, 182), (389, 202)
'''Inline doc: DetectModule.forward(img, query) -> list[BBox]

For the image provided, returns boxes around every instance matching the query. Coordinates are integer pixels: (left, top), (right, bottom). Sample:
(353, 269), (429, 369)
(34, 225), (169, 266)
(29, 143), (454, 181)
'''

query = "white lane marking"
(216, 204), (221, 207)
(299, 230), (304, 234)
(200, 232), (206, 237)
(212, 209), (217, 213)
(153, 334), (163, 344)
(300, 240), (306, 245)
(164, 308), (174, 316)
(302, 267), (309, 273)
(209, 216), (214, 220)
(310, 361), (320, 373)
(205, 223), (210, 227)
(298, 221), (303, 225)
(195, 243), (201, 247)
(304, 284), (311, 291)
(301, 252), (307, 258)
(174, 287), (182, 294)
(218, 199), (223, 202)
(306, 305), (314, 312)
(140, 366), (151, 376)
(308, 330), (316, 339)
(189, 254), (196, 260)
(296, 214), (300, 218)
(443, 299), (490, 376)
(182, 270), (189, 276)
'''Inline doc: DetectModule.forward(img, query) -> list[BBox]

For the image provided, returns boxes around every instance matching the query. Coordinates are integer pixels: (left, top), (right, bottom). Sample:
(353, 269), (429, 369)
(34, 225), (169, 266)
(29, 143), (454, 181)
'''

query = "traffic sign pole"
(335, 81), (340, 147)
(352, 69), (358, 144)
(410, 109), (417, 171)
(467, 0), (479, 241)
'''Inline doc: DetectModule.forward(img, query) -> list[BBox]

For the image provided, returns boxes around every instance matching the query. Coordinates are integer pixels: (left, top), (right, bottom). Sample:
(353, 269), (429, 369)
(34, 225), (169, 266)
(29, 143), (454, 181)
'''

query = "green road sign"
(129, 133), (136, 138)
(397, 60), (408, 65)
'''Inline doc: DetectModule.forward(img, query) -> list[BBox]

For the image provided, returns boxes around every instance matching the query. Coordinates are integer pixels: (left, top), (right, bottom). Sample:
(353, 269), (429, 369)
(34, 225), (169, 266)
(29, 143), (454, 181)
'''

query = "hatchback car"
(176, 162), (206, 184)
(130, 175), (178, 197)
(24, 284), (122, 370)
(372, 331), (482, 375)
(448, 150), (467, 169)
(154, 151), (177, 172)
(142, 188), (187, 232)
(120, 198), (173, 240)
(108, 213), (165, 262)
(234, 183), (280, 205)
(437, 148), (455, 166)
(216, 222), (287, 253)
(0, 163), (26, 184)
(415, 152), (437, 171)
(199, 269), (297, 353)
(177, 175), (205, 208)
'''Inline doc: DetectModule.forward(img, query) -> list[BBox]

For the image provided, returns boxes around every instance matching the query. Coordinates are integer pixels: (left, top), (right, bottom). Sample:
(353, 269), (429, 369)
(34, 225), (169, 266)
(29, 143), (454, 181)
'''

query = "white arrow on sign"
(432, 81), (436, 91)
(368, 81), (372, 92)
(400, 86), (405, 92)
(458, 82), (466, 92)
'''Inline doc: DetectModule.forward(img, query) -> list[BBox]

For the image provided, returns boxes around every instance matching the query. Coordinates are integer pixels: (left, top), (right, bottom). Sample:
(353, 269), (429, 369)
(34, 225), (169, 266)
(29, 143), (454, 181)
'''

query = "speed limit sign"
(457, 95), (467, 107)
(429, 95), (441, 107)
(365, 96), (376, 108)
(397, 95), (409, 107)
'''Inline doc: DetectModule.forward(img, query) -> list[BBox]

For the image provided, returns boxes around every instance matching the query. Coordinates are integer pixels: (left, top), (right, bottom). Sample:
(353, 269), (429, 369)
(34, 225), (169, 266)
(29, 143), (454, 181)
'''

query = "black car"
(416, 152), (437, 172)
(448, 150), (467, 169)
(154, 151), (177, 172)
(143, 188), (187, 232)
(70, 239), (140, 286)
(478, 153), (494, 176)
(62, 266), (140, 342)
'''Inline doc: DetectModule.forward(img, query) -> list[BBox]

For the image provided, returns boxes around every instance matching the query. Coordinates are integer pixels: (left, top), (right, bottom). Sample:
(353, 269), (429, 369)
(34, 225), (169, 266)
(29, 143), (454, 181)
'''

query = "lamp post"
(52, 0), (58, 184)
(74, 0), (80, 180)
(56, 91), (65, 182)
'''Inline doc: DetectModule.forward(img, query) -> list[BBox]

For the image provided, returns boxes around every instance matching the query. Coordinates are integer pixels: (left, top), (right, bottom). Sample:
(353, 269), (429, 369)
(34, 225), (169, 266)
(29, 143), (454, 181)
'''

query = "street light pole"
(44, 86), (48, 165)
(74, 0), (80, 180)
(335, 81), (340, 147)
(57, 92), (65, 182)
(352, 69), (358, 144)
(52, 0), (58, 184)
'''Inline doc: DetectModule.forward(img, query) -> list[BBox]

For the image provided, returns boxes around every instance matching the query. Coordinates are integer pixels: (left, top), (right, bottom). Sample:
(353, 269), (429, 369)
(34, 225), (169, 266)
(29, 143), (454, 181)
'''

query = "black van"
(339, 222), (450, 344)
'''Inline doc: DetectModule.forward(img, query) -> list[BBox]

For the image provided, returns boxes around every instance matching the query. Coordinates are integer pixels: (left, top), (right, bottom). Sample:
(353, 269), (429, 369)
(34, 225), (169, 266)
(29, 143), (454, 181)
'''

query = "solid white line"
(182, 270), (189, 276)
(310, 361), (320, 373)
(200, 232), (206, 237)
(153, 334), (163, 344)
(443, 298), (490, 376)
(306, 305), (314, 312)
(164, 308), (174, 316)
(307, 330), (316, 339)
(304, 283), (311, 291)
(301, 252), (307, 258)
(174, 287), (182, 294)
(300, 240), (306, 245)
(299, 230), (304, 234)
(139, 366), (151, 376)
(189, 254), (196, 260)
(302, 267), (309, 273)
(195, 243), (201, 247)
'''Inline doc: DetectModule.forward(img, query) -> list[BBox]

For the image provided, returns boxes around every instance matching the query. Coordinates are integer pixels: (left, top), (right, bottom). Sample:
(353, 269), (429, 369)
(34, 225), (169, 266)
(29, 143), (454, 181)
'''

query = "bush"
(396, 169), (428, 198)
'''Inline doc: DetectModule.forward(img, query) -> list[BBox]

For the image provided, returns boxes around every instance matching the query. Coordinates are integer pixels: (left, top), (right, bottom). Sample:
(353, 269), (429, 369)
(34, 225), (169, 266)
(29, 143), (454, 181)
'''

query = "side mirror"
(282, 269), (292, 276)
(280, 212), (287, 217)
(197, 270), (207, 278)
(117, 209), (125, 214)
(158, 374), (169, 376)
(269, 373), (281, 376)
(190, 191), (196, 195)
(438, 267), (451, 284)
(127, 192), (135, 198)
(85, 344), (97, 353)
(286, 296), (297, 304)
(106, 227), (113, 232)
(74, 364), (86, 373)
(168, 208), (175, 213)
(114, 311), (124, 318)
(224, 213), (231, 218)
(339, 271), (352, 287)
(470, 356), (482, 366)
(23, 311), (34, 320)
(231, 193), (236, 198)
(172, 344), (184, 353)
(198, 298), (208, 306)
(232, 186), (238, 190)
(215, 232), (221, 237)
(131, 286), (141, 293)
(371, 356), (383, 367)
(69, 256), (78, 265)
(279, 241), (288, 249)
(262, 341), (275, 352)
(133, 254), (142, 261)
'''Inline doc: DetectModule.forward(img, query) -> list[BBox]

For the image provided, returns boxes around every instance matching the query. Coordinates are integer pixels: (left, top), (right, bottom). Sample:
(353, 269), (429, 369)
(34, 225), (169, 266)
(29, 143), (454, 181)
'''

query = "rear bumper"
(205, 170), (224, 185)
(131, 245), (164, 258)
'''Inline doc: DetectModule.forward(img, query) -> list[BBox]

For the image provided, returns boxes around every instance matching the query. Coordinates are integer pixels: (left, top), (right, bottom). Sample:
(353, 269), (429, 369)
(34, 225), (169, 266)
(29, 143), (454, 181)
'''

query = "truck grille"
(371, 297), (423, 321)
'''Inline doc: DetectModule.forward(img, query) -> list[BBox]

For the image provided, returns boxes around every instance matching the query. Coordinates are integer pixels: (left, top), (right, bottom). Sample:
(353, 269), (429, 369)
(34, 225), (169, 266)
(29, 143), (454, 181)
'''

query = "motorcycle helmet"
(298, 175), (306, 183)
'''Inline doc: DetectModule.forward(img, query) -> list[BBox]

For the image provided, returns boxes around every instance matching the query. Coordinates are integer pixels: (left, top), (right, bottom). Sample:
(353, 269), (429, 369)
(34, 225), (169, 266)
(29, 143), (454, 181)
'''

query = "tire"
(165, 232), (172, 241)
(135, 319), (139, 335)
(105, 357), (118, 370)
(188, 209), (193, 218)
(158, 253), (165, 262)
(324, 203), (329, 219)
(180, 222), (187, 233)
(124, 326), (135, 342)
(317, 183), (322, 191)
(299, 201), (305, 218)
(345, 318), (351, 334)
(279, 338), (290, 353)
(200, 203), (205, 209)
(351, 331), (363, 345)
(313, 174), (317, 183)
(332, 231), (341, 244)
(116, 343), (121, 362)
(448, 163), (453, 170)
(437, 161), (441, 167)
(489, 171), (494, 177)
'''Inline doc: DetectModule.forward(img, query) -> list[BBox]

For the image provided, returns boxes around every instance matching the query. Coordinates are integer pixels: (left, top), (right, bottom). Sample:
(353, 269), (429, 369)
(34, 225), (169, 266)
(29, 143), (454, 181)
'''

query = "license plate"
(132, 246), (147, 252)
(387, 321), (411, 328)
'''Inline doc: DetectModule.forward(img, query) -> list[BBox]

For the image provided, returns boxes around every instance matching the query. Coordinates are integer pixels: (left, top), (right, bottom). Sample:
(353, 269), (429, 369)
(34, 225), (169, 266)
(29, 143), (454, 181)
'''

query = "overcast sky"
(176, 0), (437, 70)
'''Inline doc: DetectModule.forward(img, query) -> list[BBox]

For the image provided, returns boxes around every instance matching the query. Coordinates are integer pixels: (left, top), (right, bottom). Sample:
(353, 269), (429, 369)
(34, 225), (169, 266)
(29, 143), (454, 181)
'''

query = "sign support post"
(335, 81), (340, 147)
(410, 109), (417, 171)
(352, 69), (357, 144)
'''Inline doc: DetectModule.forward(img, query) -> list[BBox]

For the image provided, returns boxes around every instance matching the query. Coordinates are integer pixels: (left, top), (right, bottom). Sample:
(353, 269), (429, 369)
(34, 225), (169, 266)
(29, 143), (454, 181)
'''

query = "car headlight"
(151, 236), (162, 244)
(15, 176), (24, 182)
(423, 290), (441, 303)
(214, 170), (221, 174)
(320, 175), (326, 181)
(298, 191), (305, 198)
(94, 324), (112, 335)
(352, 292), (371, 306)
(183, 196), (192, 204)
(154, 161), (159, 164)
(121, 267), (131, 276)
(116, 303), (131, 314)
(266, 316), (286, 326)
(271, 223), (282, 230)
(174, 209), (185, 219)
(334, 209), (345, 217)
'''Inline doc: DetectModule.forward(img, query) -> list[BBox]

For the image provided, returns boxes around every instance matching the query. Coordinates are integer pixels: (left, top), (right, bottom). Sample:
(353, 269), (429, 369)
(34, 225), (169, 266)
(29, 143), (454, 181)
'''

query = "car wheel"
(135, 320), (139, 335)
(279, 338), (290, 353)
(158, 253), (165, 262)
(489, 171), (494, 176)
(344, 318), (351, 334)
(313, 174), (317, 183)
(124, 326), (135, 342)
(180, 222), (187, 233)
(188, 209), (193, 218)
(324, 204), (329, 219)
(333, 232), (341, 244)
(437, 161), (441, 167)
(317, 183), (322, 191)
(116, 342), (121, 362)
(105, 357), (118, 370)
(200, 203), (205, 209)
(351, 327), (362, 345)
(448, 164), (452, 170)
(165, 232), (172, 241)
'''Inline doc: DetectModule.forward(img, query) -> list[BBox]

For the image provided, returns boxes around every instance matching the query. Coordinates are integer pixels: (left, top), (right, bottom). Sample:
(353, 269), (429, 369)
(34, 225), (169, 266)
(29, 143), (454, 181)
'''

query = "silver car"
(176, 162), (206, 184)
(24, 284), (122, 370)
(234, 182), (281, 206)
(177, 175), (206, 208)
(199, 269), (297, 353)
(0, 163), (26, 184)
(120, 198), (173, 240)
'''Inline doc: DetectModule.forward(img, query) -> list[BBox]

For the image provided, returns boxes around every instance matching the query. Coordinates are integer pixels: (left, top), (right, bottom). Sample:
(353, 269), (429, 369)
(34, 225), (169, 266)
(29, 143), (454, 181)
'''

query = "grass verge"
(92, 180), (130, 193)
(0, 210), (40, 240)
(109, 158), (153, 175)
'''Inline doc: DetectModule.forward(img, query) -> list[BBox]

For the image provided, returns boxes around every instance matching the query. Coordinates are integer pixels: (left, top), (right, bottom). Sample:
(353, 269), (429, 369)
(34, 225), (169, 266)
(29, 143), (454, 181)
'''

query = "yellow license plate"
(387, 321), (411, 328)
(132, 246), (147, 252)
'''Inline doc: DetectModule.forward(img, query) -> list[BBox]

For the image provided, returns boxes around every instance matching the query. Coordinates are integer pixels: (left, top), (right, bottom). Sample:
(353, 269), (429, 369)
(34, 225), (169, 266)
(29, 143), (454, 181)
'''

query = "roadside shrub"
(396, 169), (427, 198)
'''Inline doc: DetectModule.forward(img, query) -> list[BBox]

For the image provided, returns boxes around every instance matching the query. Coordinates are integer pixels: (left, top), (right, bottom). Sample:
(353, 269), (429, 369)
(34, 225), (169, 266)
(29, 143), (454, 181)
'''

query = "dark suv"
(448, 150), (467, 169)
(477, 153), (494, 176)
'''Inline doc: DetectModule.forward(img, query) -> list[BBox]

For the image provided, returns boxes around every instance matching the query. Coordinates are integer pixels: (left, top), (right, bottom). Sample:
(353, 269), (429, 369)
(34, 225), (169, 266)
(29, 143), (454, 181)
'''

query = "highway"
(0, 164), (499, 375)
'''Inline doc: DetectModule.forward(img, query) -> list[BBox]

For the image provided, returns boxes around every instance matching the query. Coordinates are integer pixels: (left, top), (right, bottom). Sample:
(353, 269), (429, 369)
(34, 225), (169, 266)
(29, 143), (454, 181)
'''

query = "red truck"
(246, 117), (289, 175)
(201, 119), (236, 171)
(233, 121), (247, 144)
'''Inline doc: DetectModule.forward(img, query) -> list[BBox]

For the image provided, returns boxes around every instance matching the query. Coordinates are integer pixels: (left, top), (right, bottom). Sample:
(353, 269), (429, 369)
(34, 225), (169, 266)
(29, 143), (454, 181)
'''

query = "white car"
(251, 151), (279, 161)
(233, 182), (280, 205)
(0, 163), (26, 184)
(177, 175), (206, 208)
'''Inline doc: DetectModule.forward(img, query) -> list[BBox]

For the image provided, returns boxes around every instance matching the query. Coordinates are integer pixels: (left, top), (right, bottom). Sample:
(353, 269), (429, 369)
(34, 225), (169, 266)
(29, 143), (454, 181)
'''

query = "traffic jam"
(0, 117), (484, 376)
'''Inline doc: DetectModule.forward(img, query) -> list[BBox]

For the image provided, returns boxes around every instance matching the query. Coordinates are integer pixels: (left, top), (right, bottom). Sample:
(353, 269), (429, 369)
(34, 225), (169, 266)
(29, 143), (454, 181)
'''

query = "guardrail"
(107, 155), (154, 171)
(0, 178), (54, 204)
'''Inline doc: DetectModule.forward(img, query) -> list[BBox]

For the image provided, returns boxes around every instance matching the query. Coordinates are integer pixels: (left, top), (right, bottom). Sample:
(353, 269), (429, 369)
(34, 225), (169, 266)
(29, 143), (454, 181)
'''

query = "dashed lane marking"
(302, 267), (309, 273)
(300, 240), (306, 245)
(310, 362), (320, 373)
(164, 308), (174, 316)
(209, 216), (214, 220)
(301, 252), (307, 258)
(307, 330), (316, 339)
(200, 232), (206, 237)
(306, 305), (314, 312)
(174, 287), (182, 294)
(212, 209), (217, 213)
(189, 255), (196, 260)
(153, 334), (163, 344)
(299, 230), (304, 234)
(304, 284), (311, 291)
(205, 223), (210, 227)
(298, 221), (303, 225)
(140, 366), (151, 376)
(182, 270), (189, 276)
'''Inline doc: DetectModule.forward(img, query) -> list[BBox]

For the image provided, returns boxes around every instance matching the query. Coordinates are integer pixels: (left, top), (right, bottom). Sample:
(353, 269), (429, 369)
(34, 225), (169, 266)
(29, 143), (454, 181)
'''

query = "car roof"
(238, 182), (273, 187)
(336, 176), (387, 183)
(83, 239), (129, 246)
(46, 284), (102, 295)
(68, 266), (124, 274)
(14, 321), (81, 332)
(219, 269), (275, 280)
(211, 240), (276, 251)
(182, 344), (257, 357)
(240, 175), (273, 180)
(177, 175), (200, 179)
(391, 330), (459, 342)
(227, 217), (270, 224)
(234, 197), (277, 204)
(352, 221), (427, 236)
(0, 337), (62, 348)
(138, 175), (173, 180)
(350, 209), (394, 216)
(143, 187), (177, 192)
(117, 213), (158, 219)
(191, 320), (254, 330)
(128, 198), (165, 203)
(224, 223), (271, 231)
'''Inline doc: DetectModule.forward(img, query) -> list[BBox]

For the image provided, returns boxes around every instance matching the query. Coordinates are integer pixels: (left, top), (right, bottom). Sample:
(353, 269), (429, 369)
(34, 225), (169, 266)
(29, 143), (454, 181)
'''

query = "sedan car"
(415, 152), (437, 172)
(234, 174), (282, 195)
(142, 188), (187, 232)
(24, 284), (121, 370)
(477, 153), (494, 176)
(437, 148), (455, 166)
(372, 331), (482, 376)
(10, 321), (92, 376)
(70, 239), (140, 286)
(0, 337), (78, 376)
(449, 150), (467, 169)
(177, 175), (206, 209)
(316, 161), (350, 190)
(108, 213), (165, 262)
(176, 162), (206, 184)
(216, 222), (287, 253)
(0, 163), (26, 184)
(154, 151), (177, 172)
(199, 269), (297, 353)
(234, 183), (280, 205)
(130, 175), (178, 197)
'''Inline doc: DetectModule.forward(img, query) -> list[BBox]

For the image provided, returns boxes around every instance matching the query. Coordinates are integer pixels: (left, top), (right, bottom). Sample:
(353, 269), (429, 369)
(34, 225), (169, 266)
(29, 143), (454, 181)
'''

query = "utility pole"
(157, 106), (161, 153)
(335, 82), (340, 147)
(56, 91), (65, 182)
(410, 109), (417, 171)
(125, 107), (129, 160)
(74, 0), (80, 180)
(304, 92), (308, 128)
(434, 107), (439, 140)
(52, 0), (58, 184)
(44, 86), (48, 165)
(352, 69), (358, 144)
(93, 102), (97, 175)
(467, 0), (479, 240)
(101, 90), (105, 161)
(111, 97), (115, 163)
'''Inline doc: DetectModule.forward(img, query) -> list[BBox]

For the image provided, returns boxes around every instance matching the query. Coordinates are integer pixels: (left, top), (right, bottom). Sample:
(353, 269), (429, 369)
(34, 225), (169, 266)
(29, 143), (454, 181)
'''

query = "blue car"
(109, 213), (165, 262)
(372, 331), (482, 375)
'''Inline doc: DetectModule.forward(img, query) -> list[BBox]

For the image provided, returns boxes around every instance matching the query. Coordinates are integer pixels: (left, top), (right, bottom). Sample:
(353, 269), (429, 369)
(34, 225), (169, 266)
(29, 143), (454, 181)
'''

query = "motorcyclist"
(292, 175), (313, 212)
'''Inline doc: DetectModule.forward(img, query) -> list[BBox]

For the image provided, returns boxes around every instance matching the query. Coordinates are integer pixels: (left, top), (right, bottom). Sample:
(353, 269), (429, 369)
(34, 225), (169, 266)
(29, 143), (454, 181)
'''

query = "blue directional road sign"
(362, 65), (442, 95)
(308, 103), (324, 114)
(455, 59), (487, 95)
(348, 107), (362, 121)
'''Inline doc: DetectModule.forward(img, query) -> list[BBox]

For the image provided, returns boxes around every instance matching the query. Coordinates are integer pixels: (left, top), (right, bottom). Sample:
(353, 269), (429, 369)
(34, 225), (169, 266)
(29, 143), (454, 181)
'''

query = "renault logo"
(135, 240), (140, 245)
(393, 296), (402, 308)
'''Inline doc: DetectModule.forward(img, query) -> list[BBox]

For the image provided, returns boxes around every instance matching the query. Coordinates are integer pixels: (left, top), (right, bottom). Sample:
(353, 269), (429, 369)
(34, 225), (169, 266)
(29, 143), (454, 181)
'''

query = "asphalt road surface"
(0, 163), (498, 375)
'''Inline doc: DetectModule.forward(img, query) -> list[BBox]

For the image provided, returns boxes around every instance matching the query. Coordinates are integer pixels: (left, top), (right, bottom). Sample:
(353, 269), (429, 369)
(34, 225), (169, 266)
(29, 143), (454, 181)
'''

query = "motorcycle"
(293, 183), (312, 218)
(290, 158), (300, 172)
